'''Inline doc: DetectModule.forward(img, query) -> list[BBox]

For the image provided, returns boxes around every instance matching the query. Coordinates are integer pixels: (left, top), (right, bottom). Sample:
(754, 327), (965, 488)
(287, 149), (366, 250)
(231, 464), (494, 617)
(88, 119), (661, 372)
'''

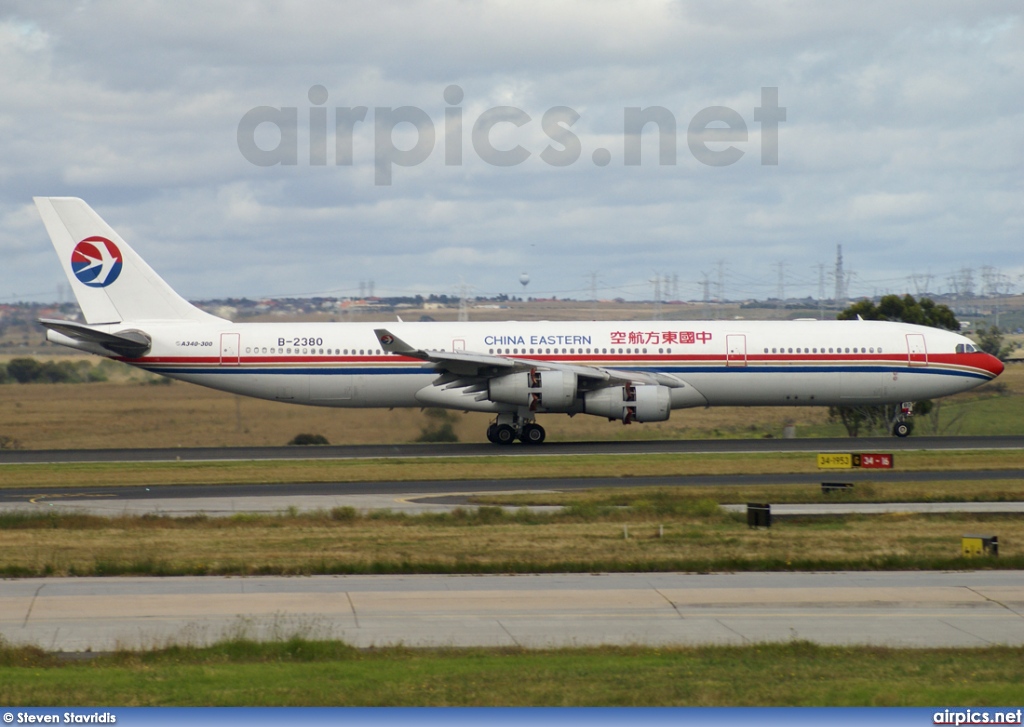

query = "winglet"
(374, 329), (421, 356)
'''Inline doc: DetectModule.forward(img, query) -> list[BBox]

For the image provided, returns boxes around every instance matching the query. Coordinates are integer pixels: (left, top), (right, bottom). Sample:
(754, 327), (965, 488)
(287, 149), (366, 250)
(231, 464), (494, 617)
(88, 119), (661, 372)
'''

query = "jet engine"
(488, 369), (577, 412)
(584, 384), (671, 422)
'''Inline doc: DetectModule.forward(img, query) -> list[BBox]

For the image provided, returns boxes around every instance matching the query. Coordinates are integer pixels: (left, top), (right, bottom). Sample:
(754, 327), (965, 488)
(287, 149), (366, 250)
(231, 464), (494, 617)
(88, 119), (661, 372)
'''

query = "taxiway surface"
(3, 469), (1022, 516)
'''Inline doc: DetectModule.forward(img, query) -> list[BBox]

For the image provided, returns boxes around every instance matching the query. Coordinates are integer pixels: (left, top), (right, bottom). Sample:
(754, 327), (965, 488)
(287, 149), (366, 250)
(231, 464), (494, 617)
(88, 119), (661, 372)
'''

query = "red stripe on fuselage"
(115, 351), (1002, 379)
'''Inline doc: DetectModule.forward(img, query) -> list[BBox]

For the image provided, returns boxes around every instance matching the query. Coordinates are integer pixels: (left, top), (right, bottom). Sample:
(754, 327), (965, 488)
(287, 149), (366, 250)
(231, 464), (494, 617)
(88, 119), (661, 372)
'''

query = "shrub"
(330, 506), (358, 522)
(1, 358), (102, 383)
(416, 408), (459, 443)
(288, 433), (329, 446)
(6, 358), (41, 383)
(416, 422), (458, 442)
(39, 360), (83, 383)
(86, 367), (108, 382)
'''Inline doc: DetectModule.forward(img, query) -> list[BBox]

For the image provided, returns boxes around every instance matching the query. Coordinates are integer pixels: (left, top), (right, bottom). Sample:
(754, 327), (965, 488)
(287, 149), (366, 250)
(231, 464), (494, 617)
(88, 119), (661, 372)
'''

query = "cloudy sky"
(1, 1), (1021, 305)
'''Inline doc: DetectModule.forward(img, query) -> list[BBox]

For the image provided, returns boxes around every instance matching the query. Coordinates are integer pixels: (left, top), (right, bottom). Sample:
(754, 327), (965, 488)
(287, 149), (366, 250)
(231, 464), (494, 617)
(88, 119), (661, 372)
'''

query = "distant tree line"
(0, 357), (108, 384)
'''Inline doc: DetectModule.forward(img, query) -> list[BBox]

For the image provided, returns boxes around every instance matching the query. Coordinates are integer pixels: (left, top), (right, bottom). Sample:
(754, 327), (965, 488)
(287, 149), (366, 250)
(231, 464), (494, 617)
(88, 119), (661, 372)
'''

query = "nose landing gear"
(891, 402), (914, 438)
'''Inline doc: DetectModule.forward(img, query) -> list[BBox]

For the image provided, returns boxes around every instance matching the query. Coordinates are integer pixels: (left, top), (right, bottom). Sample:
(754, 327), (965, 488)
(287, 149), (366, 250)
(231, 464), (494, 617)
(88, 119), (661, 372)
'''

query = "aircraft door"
(906, 334), (928, 367)
(220, 333), (240, 366)
(726, 334), (747, 367)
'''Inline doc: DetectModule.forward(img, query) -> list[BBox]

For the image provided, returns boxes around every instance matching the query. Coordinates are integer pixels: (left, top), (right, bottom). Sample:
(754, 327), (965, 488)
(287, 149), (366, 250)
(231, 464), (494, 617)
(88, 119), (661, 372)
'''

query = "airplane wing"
(373, 328), (688, 389)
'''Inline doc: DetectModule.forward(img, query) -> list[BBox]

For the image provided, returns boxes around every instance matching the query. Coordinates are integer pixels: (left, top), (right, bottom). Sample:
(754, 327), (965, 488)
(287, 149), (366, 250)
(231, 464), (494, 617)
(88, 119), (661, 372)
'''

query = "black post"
(747, 503), (771, 528)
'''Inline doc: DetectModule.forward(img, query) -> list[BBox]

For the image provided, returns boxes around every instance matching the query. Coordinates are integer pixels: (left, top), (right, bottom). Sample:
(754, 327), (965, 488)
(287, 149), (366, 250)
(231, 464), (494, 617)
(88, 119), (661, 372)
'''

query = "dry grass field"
(0, 372), (836, 450)
(2, 504), (1022, 577)
(0, 359), (1020, 450)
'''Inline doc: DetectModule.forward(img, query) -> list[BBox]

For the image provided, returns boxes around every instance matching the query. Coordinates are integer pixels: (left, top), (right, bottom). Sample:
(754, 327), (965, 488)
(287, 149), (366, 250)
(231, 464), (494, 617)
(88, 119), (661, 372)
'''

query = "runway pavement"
(2, 571), (1022, 651)
(2, 434), (1023, 464)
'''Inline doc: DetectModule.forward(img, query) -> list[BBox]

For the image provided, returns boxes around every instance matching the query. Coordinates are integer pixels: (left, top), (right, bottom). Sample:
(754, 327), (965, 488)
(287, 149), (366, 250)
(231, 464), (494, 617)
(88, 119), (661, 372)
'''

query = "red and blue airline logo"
(71, 237), (123, 288)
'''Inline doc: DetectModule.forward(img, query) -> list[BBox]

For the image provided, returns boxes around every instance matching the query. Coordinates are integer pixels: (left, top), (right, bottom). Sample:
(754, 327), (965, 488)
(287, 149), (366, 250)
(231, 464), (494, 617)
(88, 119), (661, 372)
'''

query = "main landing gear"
(486, 413), (546, 445)
(891, 402), (914, 438)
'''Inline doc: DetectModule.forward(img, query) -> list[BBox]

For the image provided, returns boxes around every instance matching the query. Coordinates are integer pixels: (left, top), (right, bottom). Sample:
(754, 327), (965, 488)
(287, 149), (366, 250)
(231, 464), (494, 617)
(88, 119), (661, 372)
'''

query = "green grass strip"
(1, 639), (1023, 706)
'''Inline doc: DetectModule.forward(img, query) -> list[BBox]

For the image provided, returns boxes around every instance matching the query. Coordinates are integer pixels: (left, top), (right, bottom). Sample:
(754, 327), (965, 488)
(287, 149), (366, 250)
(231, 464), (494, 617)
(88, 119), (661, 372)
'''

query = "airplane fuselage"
(48, 317), (1001, 413)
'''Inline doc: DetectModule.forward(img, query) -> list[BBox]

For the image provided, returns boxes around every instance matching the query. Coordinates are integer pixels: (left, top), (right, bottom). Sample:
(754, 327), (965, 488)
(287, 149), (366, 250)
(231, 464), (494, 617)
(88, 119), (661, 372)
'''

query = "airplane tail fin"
(34, 197), (224, 324)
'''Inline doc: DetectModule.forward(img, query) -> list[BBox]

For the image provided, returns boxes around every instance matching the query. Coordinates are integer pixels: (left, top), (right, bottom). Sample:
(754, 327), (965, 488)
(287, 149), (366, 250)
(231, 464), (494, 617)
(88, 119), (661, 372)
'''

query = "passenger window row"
(762, 346), (882, 354)
(487, 348), (651, 355)
(243, 348), (385, 356)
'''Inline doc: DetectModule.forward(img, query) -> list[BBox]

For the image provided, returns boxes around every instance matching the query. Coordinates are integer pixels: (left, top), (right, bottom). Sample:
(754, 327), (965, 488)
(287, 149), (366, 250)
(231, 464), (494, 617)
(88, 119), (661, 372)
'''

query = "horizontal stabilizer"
(39, 318), (151, 358)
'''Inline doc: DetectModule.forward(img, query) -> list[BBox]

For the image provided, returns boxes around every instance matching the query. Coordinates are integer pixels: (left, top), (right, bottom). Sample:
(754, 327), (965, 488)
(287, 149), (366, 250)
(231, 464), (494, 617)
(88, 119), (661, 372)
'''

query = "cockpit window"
(955, 343), (978, 354)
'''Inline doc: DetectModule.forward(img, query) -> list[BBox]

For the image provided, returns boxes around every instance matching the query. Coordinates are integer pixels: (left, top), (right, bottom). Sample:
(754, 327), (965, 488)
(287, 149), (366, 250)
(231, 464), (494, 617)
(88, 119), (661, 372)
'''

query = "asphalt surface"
(2, 467), (1023, 504)
(2, 434), (1023, 464)
(2, 571), (1022, 651)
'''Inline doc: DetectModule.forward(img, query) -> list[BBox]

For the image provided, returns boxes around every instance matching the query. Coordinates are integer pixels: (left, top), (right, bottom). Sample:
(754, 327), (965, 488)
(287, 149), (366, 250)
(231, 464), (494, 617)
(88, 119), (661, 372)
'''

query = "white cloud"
(1, 0), (1022, 304)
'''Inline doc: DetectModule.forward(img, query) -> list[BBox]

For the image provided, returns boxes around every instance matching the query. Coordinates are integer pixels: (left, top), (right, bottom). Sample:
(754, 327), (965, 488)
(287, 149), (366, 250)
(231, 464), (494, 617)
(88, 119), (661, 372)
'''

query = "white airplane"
(35, 197), (1004, 444)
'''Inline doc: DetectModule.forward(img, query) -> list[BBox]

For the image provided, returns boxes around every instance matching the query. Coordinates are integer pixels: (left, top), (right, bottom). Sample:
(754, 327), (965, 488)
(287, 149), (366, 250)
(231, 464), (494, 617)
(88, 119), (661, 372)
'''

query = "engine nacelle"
(584, 384), (671, 422)
(488, 369), (577, 412)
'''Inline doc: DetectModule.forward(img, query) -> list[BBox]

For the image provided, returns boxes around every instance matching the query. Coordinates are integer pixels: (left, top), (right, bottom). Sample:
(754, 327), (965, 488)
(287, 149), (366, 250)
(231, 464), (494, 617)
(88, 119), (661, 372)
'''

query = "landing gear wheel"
(494, 424), (517, 445)
(486, 424), (498, 443)
(893, 421), (911, 438)
(520, 423), (546, 445)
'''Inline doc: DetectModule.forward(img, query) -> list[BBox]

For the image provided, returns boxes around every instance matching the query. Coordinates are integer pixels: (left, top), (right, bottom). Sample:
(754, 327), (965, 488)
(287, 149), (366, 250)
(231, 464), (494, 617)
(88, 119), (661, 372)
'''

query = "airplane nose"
(983, 353), (1005, 378)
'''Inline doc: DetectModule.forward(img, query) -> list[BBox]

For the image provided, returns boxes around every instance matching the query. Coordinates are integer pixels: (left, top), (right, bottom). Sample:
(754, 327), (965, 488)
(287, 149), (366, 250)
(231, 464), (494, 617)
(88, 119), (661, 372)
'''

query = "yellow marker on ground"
(962, 535), (998, 557)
